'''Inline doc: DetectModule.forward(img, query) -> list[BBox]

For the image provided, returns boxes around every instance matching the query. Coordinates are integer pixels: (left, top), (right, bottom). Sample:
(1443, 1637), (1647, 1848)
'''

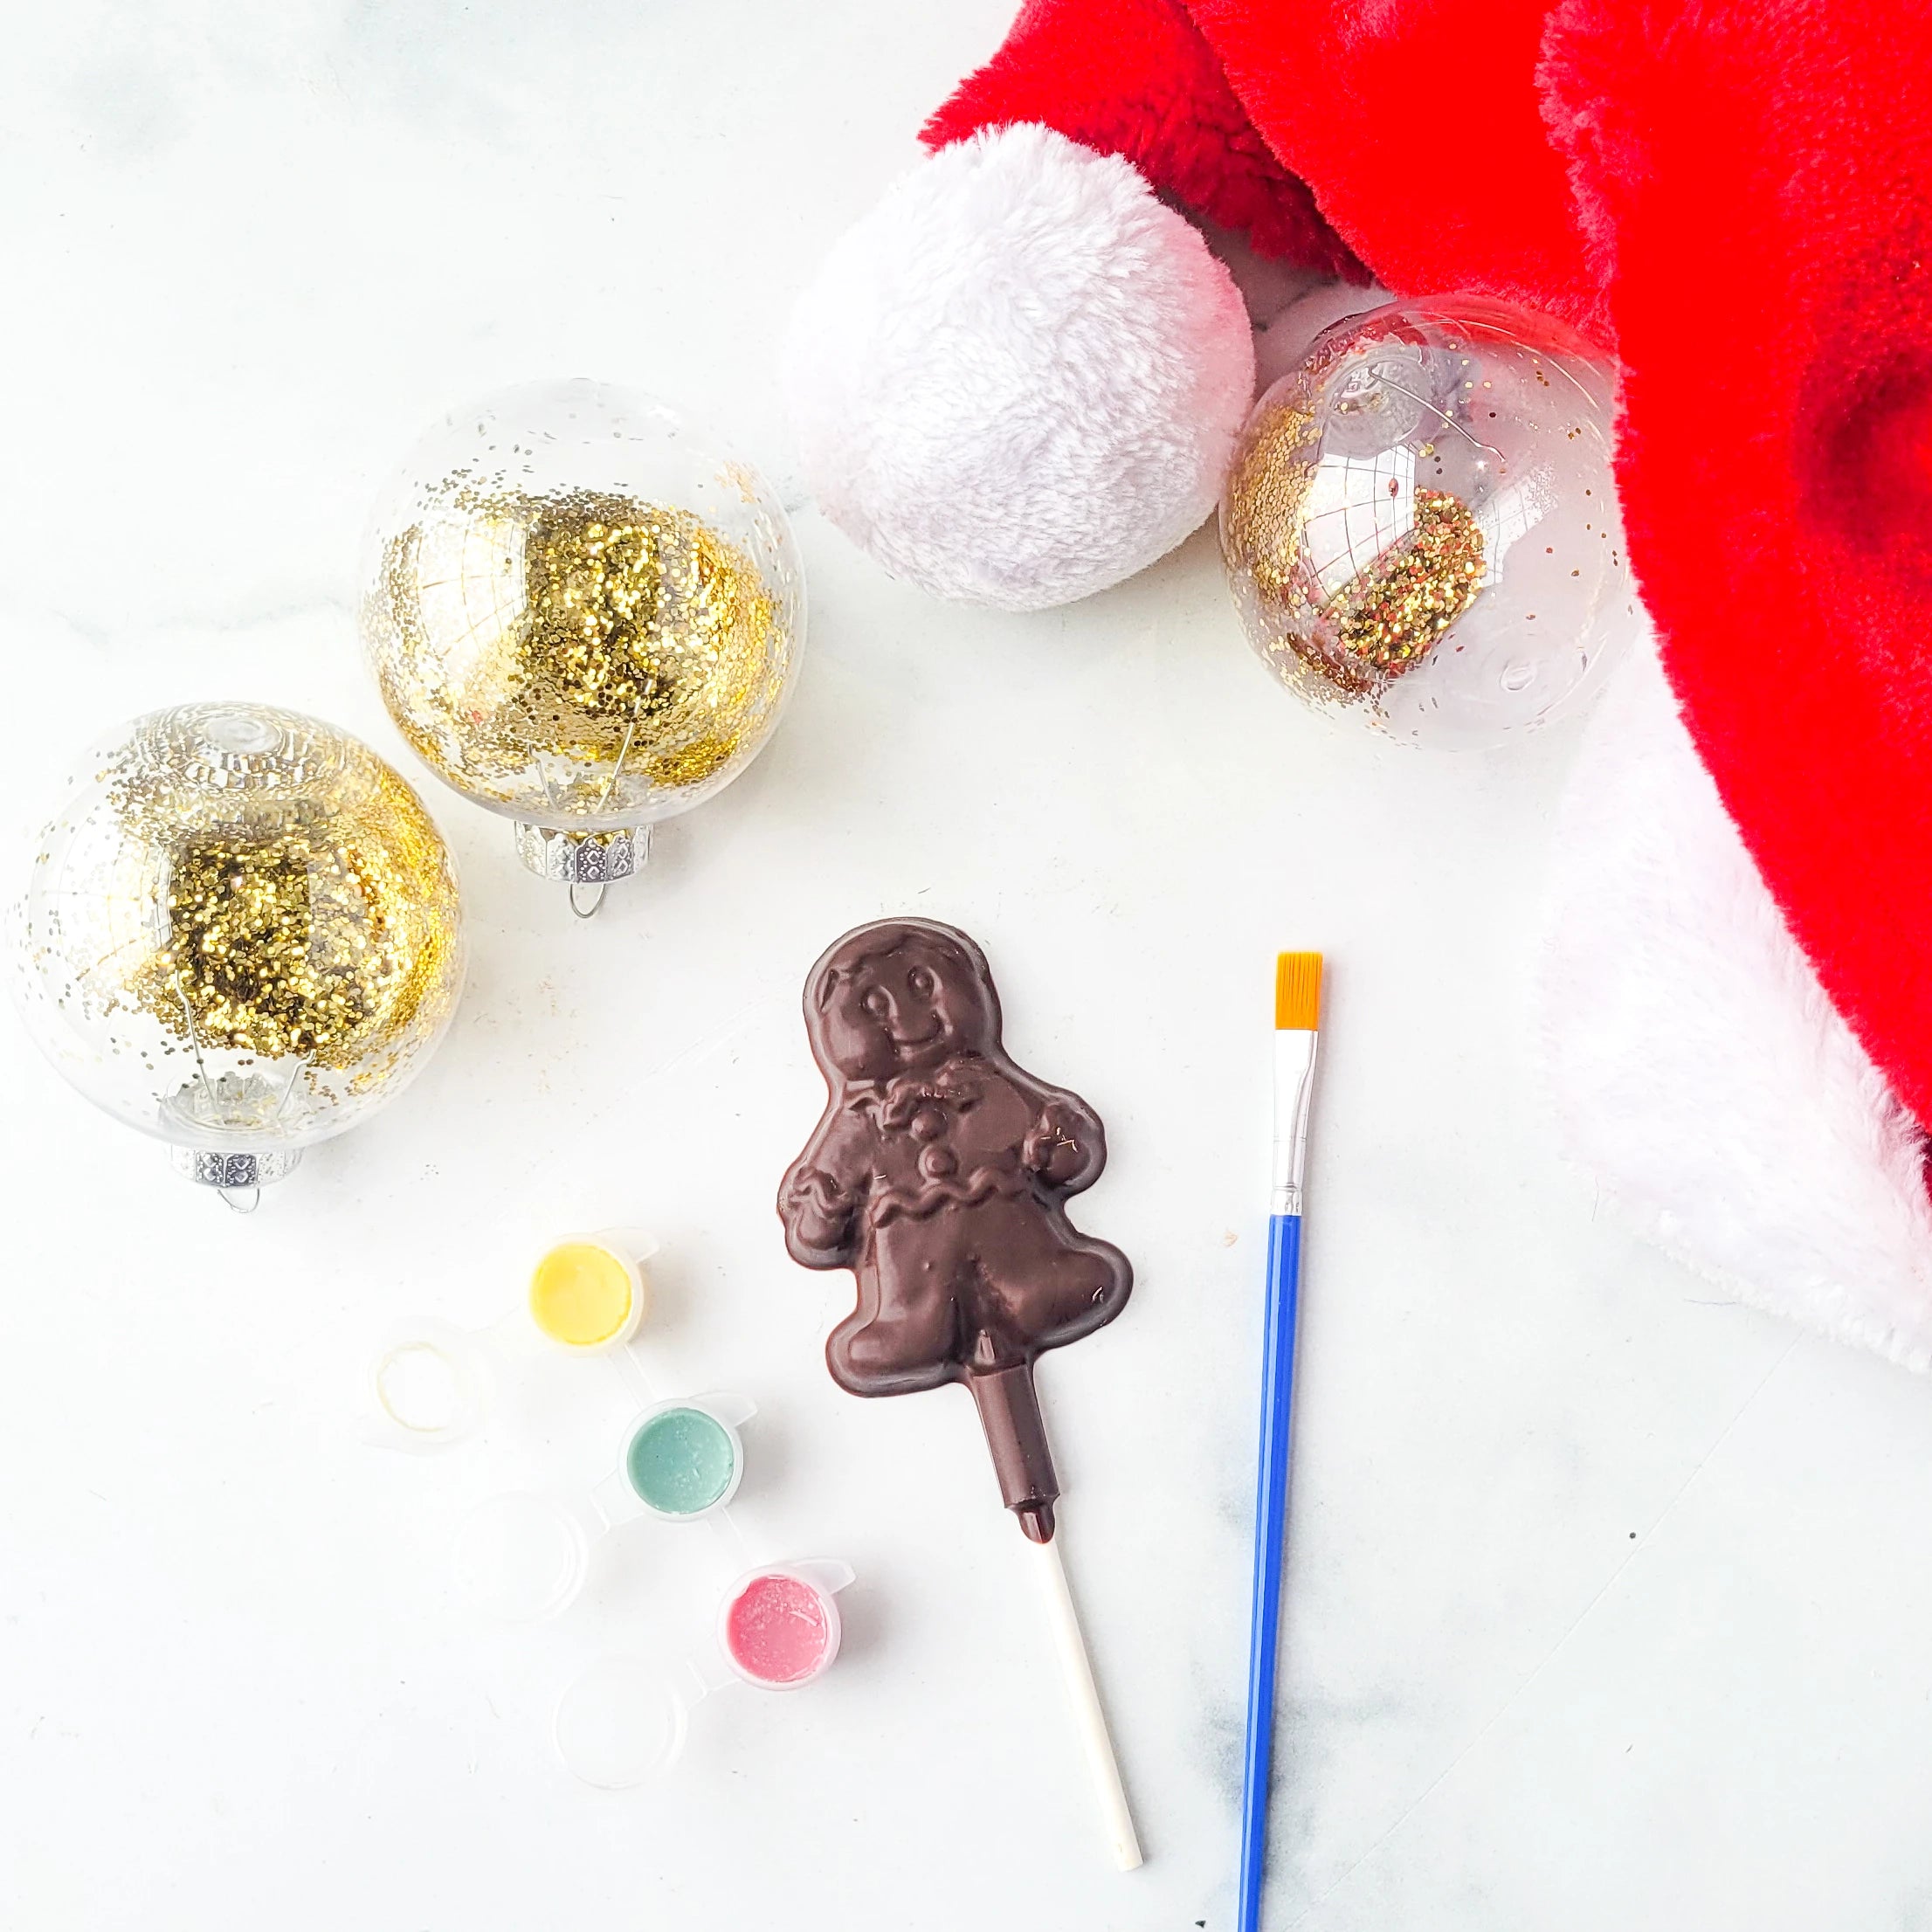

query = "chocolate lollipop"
(779, 917), (1141, 1867)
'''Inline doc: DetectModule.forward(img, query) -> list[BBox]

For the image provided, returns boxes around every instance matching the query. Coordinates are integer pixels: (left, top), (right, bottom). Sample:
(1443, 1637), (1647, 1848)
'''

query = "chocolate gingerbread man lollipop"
(780, 917), (1142, 1868)
(779, 917), (1131, 1540)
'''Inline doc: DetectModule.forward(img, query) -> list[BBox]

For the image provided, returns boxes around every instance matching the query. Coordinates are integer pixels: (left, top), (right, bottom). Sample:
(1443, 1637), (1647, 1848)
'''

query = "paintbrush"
(1237, 950), (1322, 1931)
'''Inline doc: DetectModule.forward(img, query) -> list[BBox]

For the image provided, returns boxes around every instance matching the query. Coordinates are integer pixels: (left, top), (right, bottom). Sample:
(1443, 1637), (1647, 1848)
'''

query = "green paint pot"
(624, 1403), (743, 1519)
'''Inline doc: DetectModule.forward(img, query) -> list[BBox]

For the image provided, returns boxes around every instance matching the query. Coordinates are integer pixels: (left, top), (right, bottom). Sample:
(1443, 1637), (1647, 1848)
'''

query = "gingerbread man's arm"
(1015, 1071), (1108, 1195)
(778, 1101), (872, 1268)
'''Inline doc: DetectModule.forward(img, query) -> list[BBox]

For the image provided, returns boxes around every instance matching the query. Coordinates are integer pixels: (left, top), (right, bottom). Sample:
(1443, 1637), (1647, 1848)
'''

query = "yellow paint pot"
(528, 1234), (649, 1349)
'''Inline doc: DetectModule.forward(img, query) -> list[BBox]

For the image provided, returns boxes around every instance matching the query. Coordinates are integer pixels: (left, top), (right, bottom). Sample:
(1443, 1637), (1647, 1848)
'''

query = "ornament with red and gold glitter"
(1220, 297), (1638, 749)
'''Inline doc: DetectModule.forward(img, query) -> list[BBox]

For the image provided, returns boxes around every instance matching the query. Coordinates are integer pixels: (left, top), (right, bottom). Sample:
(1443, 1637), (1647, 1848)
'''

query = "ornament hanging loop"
(569, 880), (609, 920)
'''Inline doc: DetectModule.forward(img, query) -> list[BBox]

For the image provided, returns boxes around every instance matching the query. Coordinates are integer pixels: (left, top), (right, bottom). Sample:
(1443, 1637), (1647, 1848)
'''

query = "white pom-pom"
(784, 123), (1256, 611)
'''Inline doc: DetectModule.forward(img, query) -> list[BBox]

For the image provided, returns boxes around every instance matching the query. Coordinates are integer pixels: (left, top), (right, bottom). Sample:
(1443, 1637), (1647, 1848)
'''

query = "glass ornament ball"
(358, 379), (805, 894)
(5, 702), (466, 1191)
(1219, 295), (1639, 749)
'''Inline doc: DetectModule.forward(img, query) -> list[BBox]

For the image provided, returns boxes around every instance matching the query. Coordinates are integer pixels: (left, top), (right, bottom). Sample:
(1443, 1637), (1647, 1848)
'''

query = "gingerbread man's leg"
(826, 1215), (968, 1397)
(962, 1194), (1131, 1359)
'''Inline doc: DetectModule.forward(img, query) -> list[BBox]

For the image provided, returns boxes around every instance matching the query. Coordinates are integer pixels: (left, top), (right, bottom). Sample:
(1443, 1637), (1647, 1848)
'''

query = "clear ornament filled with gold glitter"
(1220, 296), (1637, 749)
(359, 380), (804, 913)
(5, 703), (466, 1204)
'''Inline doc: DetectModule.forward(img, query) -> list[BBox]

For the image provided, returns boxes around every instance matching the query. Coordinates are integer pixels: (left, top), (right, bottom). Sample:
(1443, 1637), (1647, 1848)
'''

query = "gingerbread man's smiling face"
(812, 927), (997, 1084)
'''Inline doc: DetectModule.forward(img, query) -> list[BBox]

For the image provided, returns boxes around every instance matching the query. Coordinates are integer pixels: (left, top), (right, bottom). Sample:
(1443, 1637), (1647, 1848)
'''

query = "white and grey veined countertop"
(3, 4), (1931, 1929)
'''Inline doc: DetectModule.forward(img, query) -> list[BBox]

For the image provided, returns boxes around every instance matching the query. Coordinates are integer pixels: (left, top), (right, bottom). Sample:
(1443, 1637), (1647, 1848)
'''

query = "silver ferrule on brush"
(1270, 1028), (1319, 1218)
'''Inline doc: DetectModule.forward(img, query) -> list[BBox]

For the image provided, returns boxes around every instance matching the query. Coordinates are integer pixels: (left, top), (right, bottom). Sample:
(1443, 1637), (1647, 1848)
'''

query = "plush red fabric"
(921, 0), (1365, 278)
(1543, 0), (1932, 1129)
(1197, 0), (1611, 347)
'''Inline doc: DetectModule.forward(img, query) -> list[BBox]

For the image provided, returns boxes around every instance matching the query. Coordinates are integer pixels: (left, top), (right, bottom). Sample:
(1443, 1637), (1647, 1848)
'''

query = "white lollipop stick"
(1033, 1533), (1142, 1871)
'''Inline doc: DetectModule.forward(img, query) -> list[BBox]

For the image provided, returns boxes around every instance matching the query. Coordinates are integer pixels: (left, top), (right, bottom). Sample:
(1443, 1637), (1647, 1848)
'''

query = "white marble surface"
(4, 5), (1932, 1929)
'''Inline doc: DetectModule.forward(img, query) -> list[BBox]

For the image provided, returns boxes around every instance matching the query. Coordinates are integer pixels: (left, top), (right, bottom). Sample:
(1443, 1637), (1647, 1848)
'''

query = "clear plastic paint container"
(366, 1314), (498, 1450)
(452, 1488), (592, 1625)
(362, 1228), (657, 1451)
(553, 1561), (856, 1788)
(553, 1654), (705, 1789)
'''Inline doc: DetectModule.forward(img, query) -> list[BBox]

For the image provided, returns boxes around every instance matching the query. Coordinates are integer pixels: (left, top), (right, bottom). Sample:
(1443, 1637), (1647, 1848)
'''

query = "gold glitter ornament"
(361, 381), (804, 910)
(5, 703), (466, 1201)
(1219, 295), (1639, 749)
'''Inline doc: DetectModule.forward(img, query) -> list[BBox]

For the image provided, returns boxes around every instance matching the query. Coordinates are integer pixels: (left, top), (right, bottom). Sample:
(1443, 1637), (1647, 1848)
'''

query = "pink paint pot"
(718, 1561), (854, 1691)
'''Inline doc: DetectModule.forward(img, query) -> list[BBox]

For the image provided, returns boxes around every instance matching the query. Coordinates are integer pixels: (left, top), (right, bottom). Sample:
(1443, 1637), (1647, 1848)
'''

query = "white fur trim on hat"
(784, 122), (1255, 611)
(1540, 642), (1932, 1369)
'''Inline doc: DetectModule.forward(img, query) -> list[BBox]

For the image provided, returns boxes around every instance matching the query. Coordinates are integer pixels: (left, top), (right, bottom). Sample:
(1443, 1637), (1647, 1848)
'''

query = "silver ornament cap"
(169, 1145), (303, 1191)
(512, 823), (651, 885)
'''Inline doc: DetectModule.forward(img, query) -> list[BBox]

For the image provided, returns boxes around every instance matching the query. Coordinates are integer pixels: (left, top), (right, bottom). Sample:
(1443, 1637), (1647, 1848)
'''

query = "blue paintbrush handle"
(1238, 1211), (1303, 1932)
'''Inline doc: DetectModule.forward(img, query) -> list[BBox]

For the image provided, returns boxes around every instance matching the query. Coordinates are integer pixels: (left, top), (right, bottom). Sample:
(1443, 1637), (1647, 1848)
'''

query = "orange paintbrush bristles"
(1274, 952), (1322, 1031)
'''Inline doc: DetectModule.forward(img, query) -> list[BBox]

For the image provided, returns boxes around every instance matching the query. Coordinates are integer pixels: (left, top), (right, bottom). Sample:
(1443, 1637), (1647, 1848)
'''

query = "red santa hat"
(784, 0), (1932, 1363)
